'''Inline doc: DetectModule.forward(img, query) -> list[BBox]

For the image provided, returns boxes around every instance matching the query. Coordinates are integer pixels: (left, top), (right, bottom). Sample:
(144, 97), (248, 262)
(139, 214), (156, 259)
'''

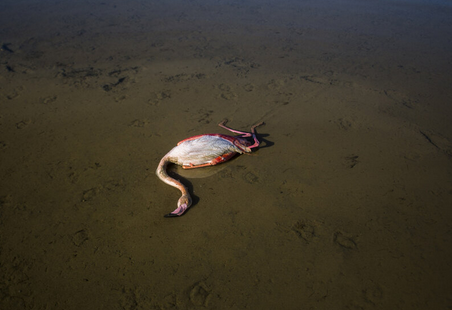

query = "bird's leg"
(219, 119), (264, 136)
(218, 119), (265, 149)
(218, 119), (251, 136)
(247, 121), (265, 149)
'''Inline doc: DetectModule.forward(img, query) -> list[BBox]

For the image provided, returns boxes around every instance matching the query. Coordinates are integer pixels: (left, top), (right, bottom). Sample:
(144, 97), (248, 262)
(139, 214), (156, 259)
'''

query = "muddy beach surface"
(1, 0), (451, 309)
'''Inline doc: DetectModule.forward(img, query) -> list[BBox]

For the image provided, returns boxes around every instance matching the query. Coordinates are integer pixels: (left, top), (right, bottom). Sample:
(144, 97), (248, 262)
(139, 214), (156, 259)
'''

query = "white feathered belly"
(166, 135), (243, 167)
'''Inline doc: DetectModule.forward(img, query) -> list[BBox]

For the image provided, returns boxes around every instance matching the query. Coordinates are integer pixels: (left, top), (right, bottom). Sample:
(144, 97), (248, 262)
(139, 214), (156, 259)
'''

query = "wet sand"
(1, 0), (452, 309)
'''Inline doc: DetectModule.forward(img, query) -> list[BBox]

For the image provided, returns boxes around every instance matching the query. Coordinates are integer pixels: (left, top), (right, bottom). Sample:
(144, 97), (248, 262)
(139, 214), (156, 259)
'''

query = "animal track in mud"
(217, 167), (233, 179)
(275, 93), (293, 106)
(187, 109), (213, 125)
(292, 220), (316, 243)
(233, 166), (260, 184)
(219, 91), (237, 100)
(102, 76), (129, 92)
(362, 282), (384, 305)
(220, 57), (260, 77)
(0, 196), (35, 223)
(218, 83), (230, 91)
(40, 96), (57, 104)
(81, 187), (101, 202)
(47, 160), (100, 184)
(215, 83), (238, 100)
(148, 90), (171, 106)
(333, 231), (358, 250)
(119, 286), (153, 310)
(57, 66), (137, 90)
(81, 179), (125, 202)
(333, 116), (358, 130)
(163, 72), (207, 83)
(278, 179), (303, 197)
(243, 171), (259, 184)
(306, 280), (329, 301)
(67, 171), (79, 184)
(267, 79), (285, 91)
(243, 83), (255, 92)
(3, 87), (22, 100)
(104, 179), (125, 191)
(344, 154), (359, 168)
(189, 281), (211, 307)
(0, 256), (32, 308)
(129, 119), (150, 127)
(6, 91), (20, 100)
(57, 67), (101, 83)
(299, 74), (352, 87)
(160, 293), (178, 309)
(16, 119), (31, 129)
(0, 195), (12, 209)
(72, 229), (89, 246)
(114, 95), (128, 102)
(196, 109), (213, 124)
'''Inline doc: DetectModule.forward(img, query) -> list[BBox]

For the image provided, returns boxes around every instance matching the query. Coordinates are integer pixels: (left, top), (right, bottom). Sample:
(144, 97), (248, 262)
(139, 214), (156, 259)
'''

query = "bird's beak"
(164, 203), (188, 217)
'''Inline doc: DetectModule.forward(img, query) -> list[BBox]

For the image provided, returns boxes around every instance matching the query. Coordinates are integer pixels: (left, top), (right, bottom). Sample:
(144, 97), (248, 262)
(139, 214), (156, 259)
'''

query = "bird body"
(156, 120), (264, 217)
(165, 134), (248, 168)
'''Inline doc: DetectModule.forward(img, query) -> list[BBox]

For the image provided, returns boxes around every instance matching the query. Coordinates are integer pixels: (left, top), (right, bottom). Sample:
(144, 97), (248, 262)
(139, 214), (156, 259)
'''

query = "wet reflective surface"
(1, 0), (451, 309)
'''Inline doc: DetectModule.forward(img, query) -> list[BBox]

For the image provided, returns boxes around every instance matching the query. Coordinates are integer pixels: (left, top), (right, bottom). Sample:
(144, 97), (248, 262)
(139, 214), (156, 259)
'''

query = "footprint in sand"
(362, 282), (384, 305)
(129, 119), (150, 127)
(333, 231), (358, 250)
(189, 281), (211, 307)
(216, 84), (238, 100)
(72, 229), (89, 247)
(267, 79), (285, 91)
(148, 90), (171, 106)
(4, 88), (22, 100)
(334, 117), (354, 130)
(40, 96), (57, 104)
(243, 171), (259, 184)
(81, 187), (101, 202)
(243, 83), (255, 92)
(278, 179), (304, 197)
(292, 220), (316, 243)
(344, 154), (359, 169)
(16, 119), (31, 129)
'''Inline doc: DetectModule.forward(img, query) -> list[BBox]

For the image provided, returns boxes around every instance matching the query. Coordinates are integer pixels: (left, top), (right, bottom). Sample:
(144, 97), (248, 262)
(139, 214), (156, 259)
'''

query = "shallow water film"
(1, 0), (451, 309)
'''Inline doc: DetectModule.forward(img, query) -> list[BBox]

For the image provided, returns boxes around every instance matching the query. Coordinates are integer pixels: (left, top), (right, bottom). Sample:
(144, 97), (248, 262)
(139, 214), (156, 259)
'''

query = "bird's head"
(165, 194), (192, 217)
(233, 138), (253, 153)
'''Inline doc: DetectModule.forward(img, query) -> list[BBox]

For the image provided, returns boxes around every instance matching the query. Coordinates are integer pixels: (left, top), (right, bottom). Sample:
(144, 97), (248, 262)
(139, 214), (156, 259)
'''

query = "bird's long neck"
(156, 156), (189, 196)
